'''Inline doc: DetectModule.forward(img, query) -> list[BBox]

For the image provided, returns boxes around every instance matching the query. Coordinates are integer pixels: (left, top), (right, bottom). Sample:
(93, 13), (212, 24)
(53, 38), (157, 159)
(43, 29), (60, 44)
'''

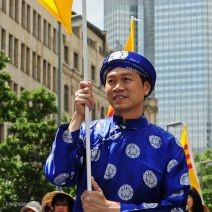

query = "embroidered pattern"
(62, 130), (73, 143)
(149, 135), (162, 148)
(126, 143), (140, 158)
(104, 163), (117, 179)
(167, 159), (179, 172)
(171, 208), (184, 212)
(143, 203), (158, 208)
(53, 172), (74, 185)
(118, 184), (134, 201)
(180, 172), (190, 185)
(90, 147), (101, 162)
(143, 170), (158, 188)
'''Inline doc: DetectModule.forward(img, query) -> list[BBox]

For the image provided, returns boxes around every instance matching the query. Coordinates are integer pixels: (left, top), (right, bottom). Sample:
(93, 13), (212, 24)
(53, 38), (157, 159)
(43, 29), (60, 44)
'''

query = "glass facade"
(155, 0), (212, 151)
(104, 0), (138, 51)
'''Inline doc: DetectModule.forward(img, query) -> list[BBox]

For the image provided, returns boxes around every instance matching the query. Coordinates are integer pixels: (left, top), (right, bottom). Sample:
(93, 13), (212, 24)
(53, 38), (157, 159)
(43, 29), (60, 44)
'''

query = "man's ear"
(144, 80), (151, 96)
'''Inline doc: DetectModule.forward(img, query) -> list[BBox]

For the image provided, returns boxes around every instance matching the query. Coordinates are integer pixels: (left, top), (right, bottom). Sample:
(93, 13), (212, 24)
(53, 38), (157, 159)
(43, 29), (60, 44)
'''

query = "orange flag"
(107, 18), (135, 117)
(37, 0), (73, 35)
(180, 125), (202, 197)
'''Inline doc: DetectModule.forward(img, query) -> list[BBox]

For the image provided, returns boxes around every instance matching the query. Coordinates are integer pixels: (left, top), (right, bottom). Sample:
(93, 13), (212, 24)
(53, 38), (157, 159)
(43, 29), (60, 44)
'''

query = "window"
(2, 0), (7, 13)
(47, 63), (51, 89)
(43, 60), (47, 85)
(26, 47), (30, 75)
(15, 0), (19, 22)
(0, 124), (5, 142)
(91, 65), (96, 82)
(13, 82), (18, 94)
(64, 85), (69, 112)
(37, 55), (41, 82)
(100, 106), (105, 118)
(33, 10), (37, 37)
(48, 23), (51, 49)
(92, 104), (96, 120)
(14, 38), (19, 67)
(73, 52), (78, 69)
(9, 0), (15, 19)
(21, 1), (26, 28)
(53, 28), (57, 53)
(9, 34), (13, 64)
(21, 43), (25, 71)
(38, 14), (41, 40)
(1, 28), (6, 50)
(53, 67), (57, 92)
(26, 4), (30, 31)
(64, 46), (69, 64)
(43, 19), (47, 45)
(32, 52), (36, 79)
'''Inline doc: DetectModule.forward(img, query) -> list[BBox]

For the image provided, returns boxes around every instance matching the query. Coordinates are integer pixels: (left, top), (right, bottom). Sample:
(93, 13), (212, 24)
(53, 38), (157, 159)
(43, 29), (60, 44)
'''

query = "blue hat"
(100, 51), (156, 95)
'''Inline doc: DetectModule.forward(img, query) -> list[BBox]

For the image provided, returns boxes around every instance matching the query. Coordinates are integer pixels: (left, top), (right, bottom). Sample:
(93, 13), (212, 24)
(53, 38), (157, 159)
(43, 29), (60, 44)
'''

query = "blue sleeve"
(44, 124), (85, 187)
(120, 137), (190, 211)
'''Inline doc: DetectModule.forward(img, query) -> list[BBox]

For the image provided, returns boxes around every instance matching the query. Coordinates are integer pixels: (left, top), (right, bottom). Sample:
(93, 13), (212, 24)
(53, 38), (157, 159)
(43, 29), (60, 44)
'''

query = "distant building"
(155, 0), (212, 151)
(0, 0), (108, 140)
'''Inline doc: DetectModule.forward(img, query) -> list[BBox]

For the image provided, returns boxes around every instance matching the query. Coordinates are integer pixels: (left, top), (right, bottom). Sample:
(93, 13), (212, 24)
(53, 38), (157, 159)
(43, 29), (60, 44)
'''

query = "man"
(45, 51), (190, 211)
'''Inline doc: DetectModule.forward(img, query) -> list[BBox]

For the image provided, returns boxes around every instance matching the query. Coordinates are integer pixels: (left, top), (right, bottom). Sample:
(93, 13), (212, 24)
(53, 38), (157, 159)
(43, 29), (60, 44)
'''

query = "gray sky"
(73, 0), (104, 30)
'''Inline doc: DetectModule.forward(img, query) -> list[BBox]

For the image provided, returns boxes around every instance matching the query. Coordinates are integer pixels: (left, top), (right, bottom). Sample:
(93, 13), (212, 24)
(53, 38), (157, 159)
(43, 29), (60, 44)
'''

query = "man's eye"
(107, 79), (115, 84)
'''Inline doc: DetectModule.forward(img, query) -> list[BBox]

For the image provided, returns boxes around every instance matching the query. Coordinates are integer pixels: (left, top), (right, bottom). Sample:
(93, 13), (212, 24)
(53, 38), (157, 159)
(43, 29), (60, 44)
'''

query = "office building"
(155, 0), (212, 151)
(0, 0), (108, 140)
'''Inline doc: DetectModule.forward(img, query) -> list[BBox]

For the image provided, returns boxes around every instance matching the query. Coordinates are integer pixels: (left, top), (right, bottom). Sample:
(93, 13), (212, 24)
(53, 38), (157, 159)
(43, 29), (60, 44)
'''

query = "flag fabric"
(37, 0), (73, 35)
(124, 18), (135, 51)
(180, 125), (202, 197)
(107, 18), (135, 117)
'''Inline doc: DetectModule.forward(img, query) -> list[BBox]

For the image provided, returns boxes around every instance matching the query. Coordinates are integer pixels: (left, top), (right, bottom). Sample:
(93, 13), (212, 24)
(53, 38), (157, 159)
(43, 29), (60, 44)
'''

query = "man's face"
(105, 67), (151, 119)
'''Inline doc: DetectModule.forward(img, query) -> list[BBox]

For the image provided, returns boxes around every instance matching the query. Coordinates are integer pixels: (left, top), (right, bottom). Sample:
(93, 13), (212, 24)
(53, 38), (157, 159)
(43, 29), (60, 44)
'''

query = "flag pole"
(57, 22), (62, 126)
(82, 0), (92, 191)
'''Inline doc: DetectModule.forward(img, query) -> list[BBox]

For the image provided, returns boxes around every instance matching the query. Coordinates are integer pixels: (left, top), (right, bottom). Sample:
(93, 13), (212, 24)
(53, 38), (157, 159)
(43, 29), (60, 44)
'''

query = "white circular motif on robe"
(62, 130), (73, 143)
(53, 172), (74, 186)
(149, 135), (162, 148)
(125, 143), (140, 158)
(180, 172), (190, 185)
(170, 190), (184, 198)
(90, 147), (100, 162)
(143, 203), (158, 208)
(167, 159), (179, 172)
(171, 208), (184, 212)
(118, 184), (134, 201)
(108, 51), (128, 62)
(143, 170), (158, 188)
(104, 163), (117, 179)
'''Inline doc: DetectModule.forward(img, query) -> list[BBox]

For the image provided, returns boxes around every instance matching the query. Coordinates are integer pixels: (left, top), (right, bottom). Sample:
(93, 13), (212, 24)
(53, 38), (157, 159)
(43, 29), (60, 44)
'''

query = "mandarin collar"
(112, 114), (149, 130)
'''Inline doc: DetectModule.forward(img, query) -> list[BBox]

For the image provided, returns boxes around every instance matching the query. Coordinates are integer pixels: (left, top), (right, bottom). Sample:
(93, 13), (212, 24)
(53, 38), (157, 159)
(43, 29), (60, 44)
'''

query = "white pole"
(82, 0), (92, 191)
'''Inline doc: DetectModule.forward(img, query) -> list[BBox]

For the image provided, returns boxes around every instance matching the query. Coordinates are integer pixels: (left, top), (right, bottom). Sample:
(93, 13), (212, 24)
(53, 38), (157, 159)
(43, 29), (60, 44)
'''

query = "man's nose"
(112, 80), (124, 91)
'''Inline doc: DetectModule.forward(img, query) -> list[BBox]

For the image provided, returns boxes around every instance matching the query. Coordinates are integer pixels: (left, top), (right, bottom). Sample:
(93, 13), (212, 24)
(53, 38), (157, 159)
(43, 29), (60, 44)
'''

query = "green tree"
(195, 148), (212, 211)
(0, 50), (75, 211)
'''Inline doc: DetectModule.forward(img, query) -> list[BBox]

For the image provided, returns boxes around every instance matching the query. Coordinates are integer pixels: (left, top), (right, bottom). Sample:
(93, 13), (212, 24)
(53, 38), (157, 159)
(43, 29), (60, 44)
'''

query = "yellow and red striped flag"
(37, 0), (73, 35)
(107, 18), (135, 117)
(180, 125), (202, 196)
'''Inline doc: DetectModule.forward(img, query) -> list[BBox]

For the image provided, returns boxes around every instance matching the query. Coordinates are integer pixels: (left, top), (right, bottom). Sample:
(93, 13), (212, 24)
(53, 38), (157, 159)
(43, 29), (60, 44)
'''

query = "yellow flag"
(107, 18), (136, 117)
(37, 0), (73, 35)
(124, 18), (135, 51)
(180, 125), (202, 196)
